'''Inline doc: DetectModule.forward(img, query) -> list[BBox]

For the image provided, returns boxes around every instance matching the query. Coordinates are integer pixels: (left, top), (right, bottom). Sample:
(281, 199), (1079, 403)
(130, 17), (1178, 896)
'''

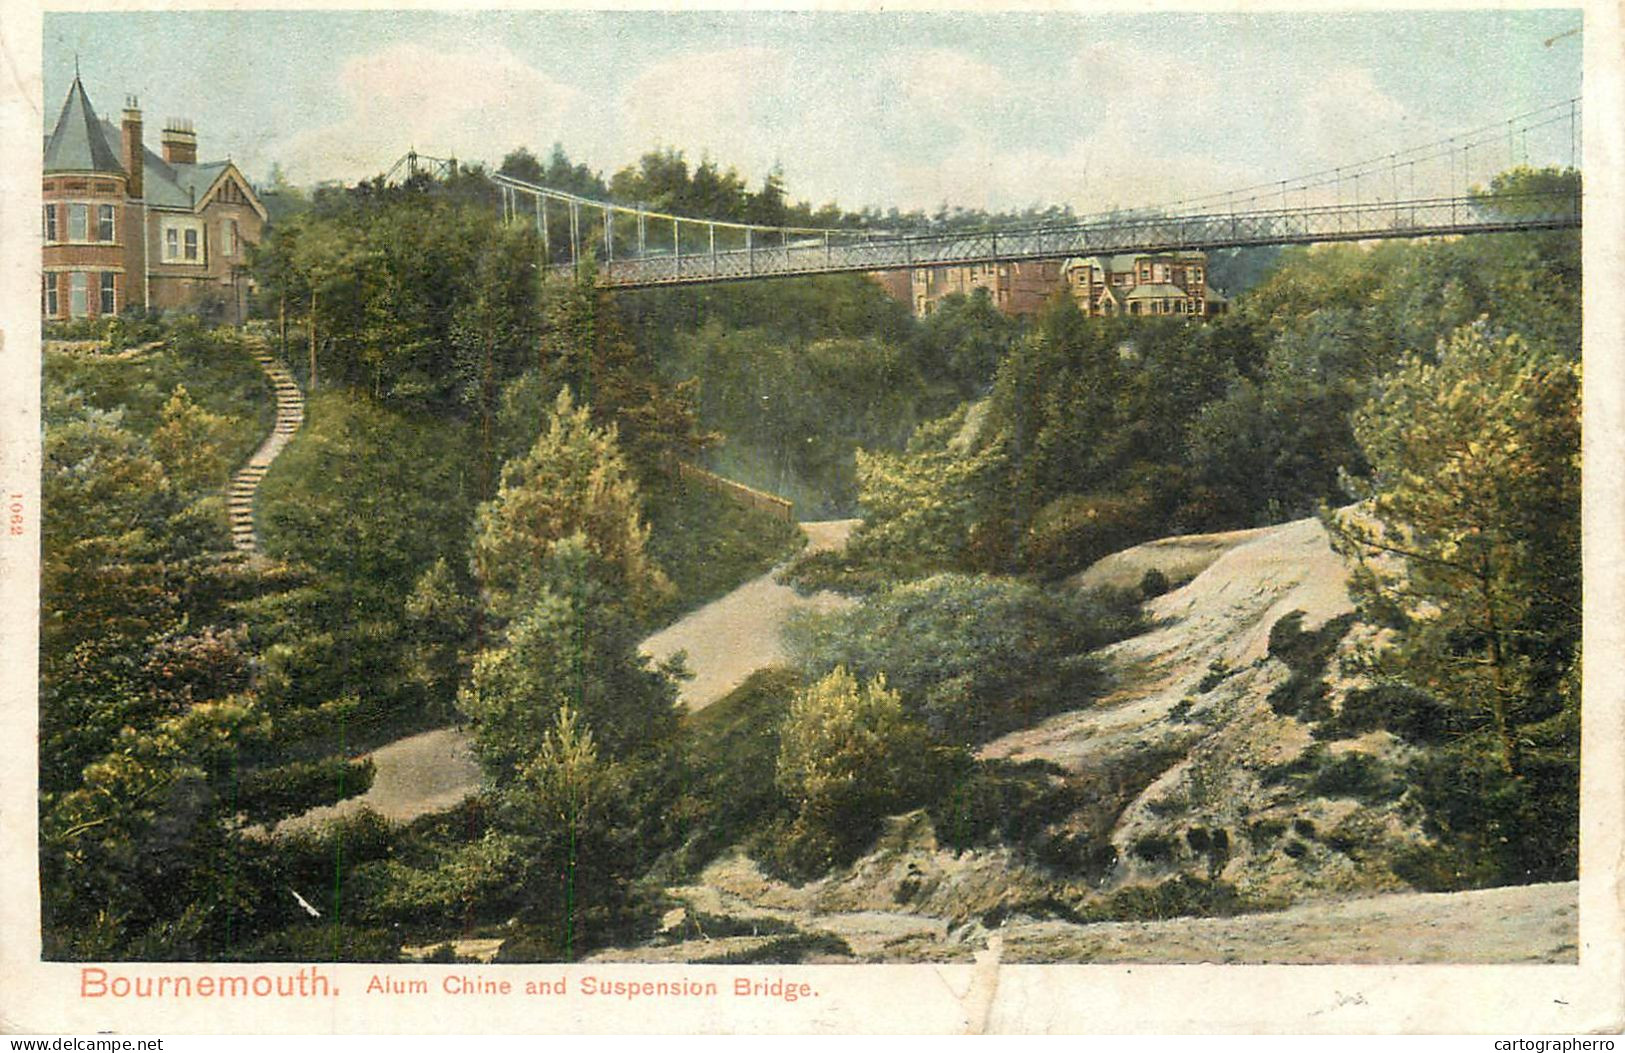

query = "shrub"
(1247, 818), (1288, 849)
(1264, 610), (1355, 721)
(1081, 875), (1266, 923)
(769, 667), (939, 876)
(1307, 754), (1404, 803)
(1197, 659), (1234, 693)
(1139, 567), (1172, 599)
(1314, 683), (1454, 744)
(1261, 746), (1403, 805)
(1131, 834), (1177, 864)
(789, 574), (1137, 745)
(1022, 490), (1157, 580)
(236, 756), (376, 825)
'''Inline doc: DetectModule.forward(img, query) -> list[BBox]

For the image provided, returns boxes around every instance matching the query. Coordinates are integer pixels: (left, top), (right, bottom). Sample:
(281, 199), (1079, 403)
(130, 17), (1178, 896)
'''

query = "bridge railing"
(557, 189), (1577, 289)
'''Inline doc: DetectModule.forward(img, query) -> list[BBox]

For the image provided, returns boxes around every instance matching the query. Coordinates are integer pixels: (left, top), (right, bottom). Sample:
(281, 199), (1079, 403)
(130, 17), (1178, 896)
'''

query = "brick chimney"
(122, 96), (143, 199)
(161, 118), (196, 165)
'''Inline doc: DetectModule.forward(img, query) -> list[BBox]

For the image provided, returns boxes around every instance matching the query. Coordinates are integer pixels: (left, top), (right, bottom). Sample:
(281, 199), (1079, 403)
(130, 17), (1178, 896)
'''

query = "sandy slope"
(591, 866), (1577, 964)
(279, 519), (859, 830)
(639, 519), (858, 711)
(1000, 880), (1577, 964)
(272, 726), (481, 833)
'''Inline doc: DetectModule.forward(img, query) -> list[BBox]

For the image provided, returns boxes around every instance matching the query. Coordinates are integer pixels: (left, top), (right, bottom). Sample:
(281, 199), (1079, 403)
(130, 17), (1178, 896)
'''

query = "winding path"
(640, 518), (859, 711)
(275, 519), (859, 832)
(228, 339), (304, 554)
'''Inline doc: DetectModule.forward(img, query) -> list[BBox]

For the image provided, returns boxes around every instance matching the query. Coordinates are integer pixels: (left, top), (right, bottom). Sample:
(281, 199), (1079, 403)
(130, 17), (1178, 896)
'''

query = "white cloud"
(615, 47), (792, 182)
(270, 41), (588, 183)
(1299, 64), (1421, 168)
(259, 31), (1441, 220)
(893, 48), (1011, 123)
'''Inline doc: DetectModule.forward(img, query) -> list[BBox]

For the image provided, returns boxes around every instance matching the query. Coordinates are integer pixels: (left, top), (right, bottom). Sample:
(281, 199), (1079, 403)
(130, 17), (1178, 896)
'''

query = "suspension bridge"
(395, 97), (1582, 291)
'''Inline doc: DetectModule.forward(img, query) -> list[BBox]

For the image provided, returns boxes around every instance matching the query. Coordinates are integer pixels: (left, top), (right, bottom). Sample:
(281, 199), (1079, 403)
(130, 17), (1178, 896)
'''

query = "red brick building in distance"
(1061, 252), (1228, 319)
(905, 261), (1064, 318)
(872, 251), (1229, 321)
(43, 74), (268, 324)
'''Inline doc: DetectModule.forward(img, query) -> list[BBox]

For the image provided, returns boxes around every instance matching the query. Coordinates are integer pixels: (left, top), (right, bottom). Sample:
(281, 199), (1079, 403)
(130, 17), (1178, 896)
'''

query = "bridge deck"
(526, 193), (1577, 290)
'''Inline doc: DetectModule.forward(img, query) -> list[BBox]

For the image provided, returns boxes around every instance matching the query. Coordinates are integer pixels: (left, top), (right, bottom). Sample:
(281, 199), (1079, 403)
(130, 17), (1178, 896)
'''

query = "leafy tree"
(771, 667), (934, 872)
(537, 274), (713, 476)
(498, 147), (547, 185)
(1334, 323), (1579, 774)
(1331, 322), (1579, 883)
(470, 388), (671, 620)
(913, 288), (1022, 395)
(844, 406), (1009, 578)
(459, 537), (679, 774)
(150, 385), (235, 494)
(402, 558), (477, 722)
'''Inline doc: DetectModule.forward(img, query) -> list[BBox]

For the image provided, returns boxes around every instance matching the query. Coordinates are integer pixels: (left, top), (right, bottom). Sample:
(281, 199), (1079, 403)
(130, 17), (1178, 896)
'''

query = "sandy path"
(640, 519), (859, 711)
(272, 726), (481, 833)
(1000, 880), (1578, 964)
(279, 519), (861, 830)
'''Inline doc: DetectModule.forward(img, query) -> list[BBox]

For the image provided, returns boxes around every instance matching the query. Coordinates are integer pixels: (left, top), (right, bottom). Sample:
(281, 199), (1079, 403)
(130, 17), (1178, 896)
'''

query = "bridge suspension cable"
(383, 94), (1580, 290)
(1121, 96), (1578, 220)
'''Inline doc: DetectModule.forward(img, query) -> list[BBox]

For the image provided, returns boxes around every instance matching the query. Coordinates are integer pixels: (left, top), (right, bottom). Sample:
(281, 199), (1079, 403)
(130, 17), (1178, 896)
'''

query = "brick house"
(905, 260), (1064, 317)
(1061, 252), (1228, 319)
(871, 250), (1228, 321)
(43, 74), (268, 325)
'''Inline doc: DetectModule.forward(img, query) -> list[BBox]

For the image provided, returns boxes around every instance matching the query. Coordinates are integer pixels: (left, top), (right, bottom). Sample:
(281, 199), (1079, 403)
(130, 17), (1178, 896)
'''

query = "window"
(43, 275), (57, 317)
(69, 272), (87, 318)
(226, 219), (239, 257)
(43, 204), (57, 242)
(184, 229), (199, 261)
(100, 272), (116, 314)
(166, 228), (179, 259)
(98, 204), (115, 242)
(69, 204), (88, 242)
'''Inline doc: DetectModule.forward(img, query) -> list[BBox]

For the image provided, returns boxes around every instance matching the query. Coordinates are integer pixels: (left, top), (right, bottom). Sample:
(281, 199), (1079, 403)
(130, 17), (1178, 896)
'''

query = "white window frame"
(98, 204), (116, 242)
(100, 272), (116, 314)
(43, 204), (57, 242)
(161, 219), (207, 265)
(68, 204), (89, 242)
(43, 275), (58, 317)
(69, 271), (88, 318)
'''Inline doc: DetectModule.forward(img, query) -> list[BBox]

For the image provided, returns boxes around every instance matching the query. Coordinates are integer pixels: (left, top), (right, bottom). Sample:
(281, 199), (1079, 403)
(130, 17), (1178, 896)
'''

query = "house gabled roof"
(44, 77), (124, 175)
(94, 117), (268, 220)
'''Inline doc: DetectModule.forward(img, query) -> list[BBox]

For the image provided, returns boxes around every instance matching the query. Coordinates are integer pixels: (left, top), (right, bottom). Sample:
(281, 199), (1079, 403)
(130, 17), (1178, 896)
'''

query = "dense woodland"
(39, 149), (1580, 959)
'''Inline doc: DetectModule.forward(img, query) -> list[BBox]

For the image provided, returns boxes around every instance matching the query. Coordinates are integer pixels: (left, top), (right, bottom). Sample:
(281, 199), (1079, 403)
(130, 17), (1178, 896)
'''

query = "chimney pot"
(161, 118), (198, 165)
(122, 100), (144, 199)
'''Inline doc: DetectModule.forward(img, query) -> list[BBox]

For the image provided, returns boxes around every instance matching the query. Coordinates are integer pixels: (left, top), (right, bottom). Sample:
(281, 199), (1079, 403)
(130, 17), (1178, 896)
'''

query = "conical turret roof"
(44, 76), (124, 176)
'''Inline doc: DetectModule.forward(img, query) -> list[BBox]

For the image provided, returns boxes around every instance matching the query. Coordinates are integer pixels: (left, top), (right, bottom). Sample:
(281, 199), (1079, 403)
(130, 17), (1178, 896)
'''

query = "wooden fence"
(674, 461), (794, 523)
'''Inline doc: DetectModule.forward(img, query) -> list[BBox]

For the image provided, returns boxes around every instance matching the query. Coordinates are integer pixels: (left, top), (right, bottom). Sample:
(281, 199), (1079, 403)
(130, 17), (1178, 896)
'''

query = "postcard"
(1, 0), (1621, 1035)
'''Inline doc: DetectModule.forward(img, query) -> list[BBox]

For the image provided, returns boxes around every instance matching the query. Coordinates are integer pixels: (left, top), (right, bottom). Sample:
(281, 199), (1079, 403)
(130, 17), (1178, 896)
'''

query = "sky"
(42, 8), (1583, 215)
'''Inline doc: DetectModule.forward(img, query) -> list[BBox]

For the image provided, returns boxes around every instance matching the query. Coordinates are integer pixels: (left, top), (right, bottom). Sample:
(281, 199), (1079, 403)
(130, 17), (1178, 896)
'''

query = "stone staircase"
(229, 340), (305, 554)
